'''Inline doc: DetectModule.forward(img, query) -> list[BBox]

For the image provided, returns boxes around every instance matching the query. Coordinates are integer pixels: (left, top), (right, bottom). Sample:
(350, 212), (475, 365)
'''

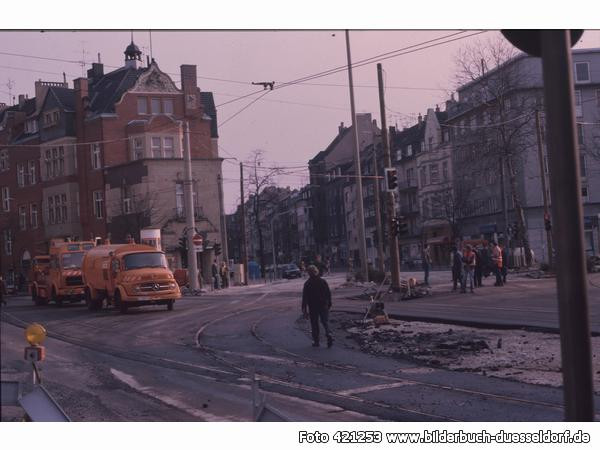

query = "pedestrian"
(299, 260), (306, 278)
(474, 245), (484, 287)
(500, 243), (509, 284)
(301, 265), (333, 348)
(491, 242), (504, 286)
(450, 246), (464, 292)
(462, 244), (476, 293)
(211, 259), (220, 290)
(422, 244), (432, 286)
(220, 261), (229, 288)
(0, 276), (6, 306)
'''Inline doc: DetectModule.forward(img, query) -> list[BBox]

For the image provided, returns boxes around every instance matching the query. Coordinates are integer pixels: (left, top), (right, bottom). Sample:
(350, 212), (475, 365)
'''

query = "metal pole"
(345, 30), (369, 282)
(240, 162), (249, 285)
(499, 155), (510, 248)
(372, 146), (385, 273)
(183, 121), (199, 291)
(217, 173), (229, 264)
(377, 63), (401, 291)
(271, 216), (277, 281)
(535, 109), (553, 270)
(540, 30), (594, 421)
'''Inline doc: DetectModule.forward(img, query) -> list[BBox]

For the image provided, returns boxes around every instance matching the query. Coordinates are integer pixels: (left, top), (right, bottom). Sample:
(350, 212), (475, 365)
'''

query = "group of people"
(211, 259), (230, 290)
(450, 241), (508, 293)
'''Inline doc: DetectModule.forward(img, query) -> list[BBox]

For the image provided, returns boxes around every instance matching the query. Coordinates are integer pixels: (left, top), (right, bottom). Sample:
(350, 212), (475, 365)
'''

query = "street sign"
(193, 234), (203, 252)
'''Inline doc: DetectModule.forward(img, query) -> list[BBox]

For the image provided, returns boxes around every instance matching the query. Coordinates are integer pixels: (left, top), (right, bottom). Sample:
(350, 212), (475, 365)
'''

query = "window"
(0, 150), (8, 171)
(575, 90), (583, 117)
(407, 145), (413, 157)
(25, 119), (38, 134)
(19, 205), (27, 230)
(151, 98), (161, 114)
(45, 149), (52, 178)
(133, 137), (144, 160)
(17, 163), (25, 187)
(48, 196), (55, 224)
(28, 160), (36, 184)
(163, 98), (174, 114)
(151, 137), (162, 158)
(163, 137), (174, 158)
(61, 194), (68, 223)
(406, 168), (414, 185)
(396, 149), (402, 161)
(91, 143), (102, 169)
(430, 164), (439, 184)
(54, 195), (62, 223)
(582, 186), (588, 198)
(1, 186), (10, 212)
(574, 62), (590, 83)
(137, 97), (148, 114)
(122, 186), (132, 214)
(30, 203), (38, 229)
(428, 136), (434, 151)
(52, 148), (59, 177)
(3, 229), (12, 255)
(420, 141), (425, 153)
(93, 191), (104, 219)
(580, 154), (587, 178)
(420, 167), (427, 187)
(577, 123), (584, 146)
(442, 161), (448, 181)
(58, 147), (64, 175)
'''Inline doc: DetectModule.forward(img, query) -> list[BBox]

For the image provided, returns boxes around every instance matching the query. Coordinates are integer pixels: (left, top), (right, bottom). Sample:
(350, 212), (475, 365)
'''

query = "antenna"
(149, 30), (153, 61)
(77, 40), (89, 77)
(6, 79), (15, 105)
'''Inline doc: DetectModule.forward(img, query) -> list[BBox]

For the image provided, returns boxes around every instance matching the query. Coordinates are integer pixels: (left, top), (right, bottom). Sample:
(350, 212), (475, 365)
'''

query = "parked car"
(280, 263), (301, 279)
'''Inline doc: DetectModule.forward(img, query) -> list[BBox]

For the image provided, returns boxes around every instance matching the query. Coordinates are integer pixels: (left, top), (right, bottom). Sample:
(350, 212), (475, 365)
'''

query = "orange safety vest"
(492, 246), (503, 268)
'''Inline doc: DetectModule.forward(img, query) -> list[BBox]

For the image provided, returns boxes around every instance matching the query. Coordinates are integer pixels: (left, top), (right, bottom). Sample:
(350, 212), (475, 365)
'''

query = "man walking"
(302, 265), (333, 348)
(491, 242), (504, 286)
(0, 276), (6, 306)
(500, 242), (509, 284)
(451, 246), (463, 292)
(211, 259), (220, 290)
(422, 244), (432, 286)
(462, 244), (476, 293)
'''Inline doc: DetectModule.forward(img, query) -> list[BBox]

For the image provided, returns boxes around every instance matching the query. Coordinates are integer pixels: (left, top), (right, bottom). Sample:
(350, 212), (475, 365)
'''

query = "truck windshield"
(61, 252), (85, 269)
(123, 252), (168, 271)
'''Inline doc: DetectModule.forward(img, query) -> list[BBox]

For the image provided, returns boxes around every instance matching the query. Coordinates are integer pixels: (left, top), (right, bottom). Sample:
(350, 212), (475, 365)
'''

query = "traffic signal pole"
(372, 146), (385, 273)
(377, 63), (401, 291)
(535, 109), (553, 270)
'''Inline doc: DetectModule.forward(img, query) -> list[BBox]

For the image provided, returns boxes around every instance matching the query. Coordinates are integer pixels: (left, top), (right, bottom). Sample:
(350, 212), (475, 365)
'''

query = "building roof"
(309, 127), (351, 165)
(49, 86), (75, 112)
(89, 66), (147, 114)
(200, 91), (218, 138)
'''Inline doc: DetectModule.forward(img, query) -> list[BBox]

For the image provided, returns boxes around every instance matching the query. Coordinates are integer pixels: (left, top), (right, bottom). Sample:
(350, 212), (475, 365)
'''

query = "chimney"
(18, 94), (26, 108)
(86, 63), (104, 83)
(74, 78), (89, 138)
(435, 104), (440, 113)
(417, 113), (422, 125)
(181, 64), (199, 115)
(338, 122), (345, 134)
(34, 80), (51, 111)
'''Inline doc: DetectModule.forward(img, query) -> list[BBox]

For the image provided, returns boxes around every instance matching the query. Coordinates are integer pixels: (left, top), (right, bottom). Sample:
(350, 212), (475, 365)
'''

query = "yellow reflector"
(25, 323), (47, 345)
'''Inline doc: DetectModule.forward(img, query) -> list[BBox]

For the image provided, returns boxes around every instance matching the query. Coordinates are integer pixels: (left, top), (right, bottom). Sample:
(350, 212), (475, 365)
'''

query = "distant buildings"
(1, 39), (225, 287)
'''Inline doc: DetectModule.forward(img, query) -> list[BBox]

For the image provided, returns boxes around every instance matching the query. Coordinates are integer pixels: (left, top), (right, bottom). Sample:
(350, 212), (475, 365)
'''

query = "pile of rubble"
(342, 318), (600, 392)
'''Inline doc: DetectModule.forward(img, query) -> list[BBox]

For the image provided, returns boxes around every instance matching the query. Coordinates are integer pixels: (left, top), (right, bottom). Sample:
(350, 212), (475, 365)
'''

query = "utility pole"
(499, 155), (510, 247)
(183, 121), (199, 291)
(345, 30), (369, 282)
(535, 109), (553, 270)
(372, 139), (385, 273)
(240, 162), (249, 285)
(377, 63), (401, 291)
(217, 173), (229, 264)
(539, 30), (593, 420)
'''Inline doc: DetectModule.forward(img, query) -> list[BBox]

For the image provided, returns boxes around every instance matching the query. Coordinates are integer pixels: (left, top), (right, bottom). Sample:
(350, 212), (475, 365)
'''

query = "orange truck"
(30, 241), (95, 306)
(82, 243), (181, 313)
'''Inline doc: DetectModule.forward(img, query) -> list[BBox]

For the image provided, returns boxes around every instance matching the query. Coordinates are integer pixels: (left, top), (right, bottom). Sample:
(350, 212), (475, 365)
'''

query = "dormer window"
(25, 119), (38, 134)
(137, 97), (148, 115)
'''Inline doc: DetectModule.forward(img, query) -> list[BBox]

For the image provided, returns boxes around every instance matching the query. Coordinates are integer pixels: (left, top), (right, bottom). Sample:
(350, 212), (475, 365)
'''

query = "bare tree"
(245, 149), (283, 279)
(453, 37), (537, 265)
(114, 190), (167, 243)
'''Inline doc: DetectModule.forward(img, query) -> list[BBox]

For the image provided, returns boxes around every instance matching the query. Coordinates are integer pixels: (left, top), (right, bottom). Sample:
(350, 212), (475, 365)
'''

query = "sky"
(2, 27), (600, 213)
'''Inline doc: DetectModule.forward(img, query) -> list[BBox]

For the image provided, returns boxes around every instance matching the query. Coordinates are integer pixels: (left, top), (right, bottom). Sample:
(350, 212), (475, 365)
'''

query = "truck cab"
(82, 244), (181, 313)
(30, 241), (95, 306)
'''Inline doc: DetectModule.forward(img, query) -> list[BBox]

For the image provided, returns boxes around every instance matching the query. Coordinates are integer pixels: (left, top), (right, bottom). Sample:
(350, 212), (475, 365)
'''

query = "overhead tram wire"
(218, 90), (271, 128)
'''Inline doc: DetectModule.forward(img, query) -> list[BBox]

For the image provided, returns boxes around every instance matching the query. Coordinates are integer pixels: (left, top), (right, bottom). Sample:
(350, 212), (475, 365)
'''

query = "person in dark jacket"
(302, 265), (333, 347)
(451, 247), (463, 292)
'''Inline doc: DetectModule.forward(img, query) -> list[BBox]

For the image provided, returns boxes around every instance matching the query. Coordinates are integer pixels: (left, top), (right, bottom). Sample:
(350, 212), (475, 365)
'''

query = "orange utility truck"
(30, 241), (95, 306)
(82, 244), (181, 313)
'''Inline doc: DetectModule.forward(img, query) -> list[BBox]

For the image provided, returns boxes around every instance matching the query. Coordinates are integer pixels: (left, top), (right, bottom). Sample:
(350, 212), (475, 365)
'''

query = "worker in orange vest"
(491, 242), (503, 286)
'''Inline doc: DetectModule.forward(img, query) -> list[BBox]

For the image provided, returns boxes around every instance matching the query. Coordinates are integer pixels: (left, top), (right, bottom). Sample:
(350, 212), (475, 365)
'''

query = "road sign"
(193, 234), (203, 252)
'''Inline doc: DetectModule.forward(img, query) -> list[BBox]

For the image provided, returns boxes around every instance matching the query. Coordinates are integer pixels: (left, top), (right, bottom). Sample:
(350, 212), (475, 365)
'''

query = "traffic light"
(544, 213), (552, 231)
(398, 216), (409, 236)
(214, 243), (222, 256)
(384, 168), (398, 192)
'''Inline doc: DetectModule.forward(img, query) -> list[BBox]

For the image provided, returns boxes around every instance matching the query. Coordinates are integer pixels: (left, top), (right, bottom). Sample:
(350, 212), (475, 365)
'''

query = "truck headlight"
(168, 282), (176, 289)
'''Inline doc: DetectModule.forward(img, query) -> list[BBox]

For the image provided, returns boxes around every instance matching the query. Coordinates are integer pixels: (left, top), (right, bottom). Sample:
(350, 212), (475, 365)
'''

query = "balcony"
(173, 206), (205, 222)
(397, 179), (418, 190)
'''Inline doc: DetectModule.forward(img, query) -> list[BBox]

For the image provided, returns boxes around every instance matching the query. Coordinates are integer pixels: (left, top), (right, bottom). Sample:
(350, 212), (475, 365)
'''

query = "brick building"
(0, 39), (225, 287)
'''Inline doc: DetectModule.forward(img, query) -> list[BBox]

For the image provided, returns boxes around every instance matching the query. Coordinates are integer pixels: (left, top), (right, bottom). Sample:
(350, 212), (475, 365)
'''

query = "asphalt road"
(2, 272), (599, 421)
